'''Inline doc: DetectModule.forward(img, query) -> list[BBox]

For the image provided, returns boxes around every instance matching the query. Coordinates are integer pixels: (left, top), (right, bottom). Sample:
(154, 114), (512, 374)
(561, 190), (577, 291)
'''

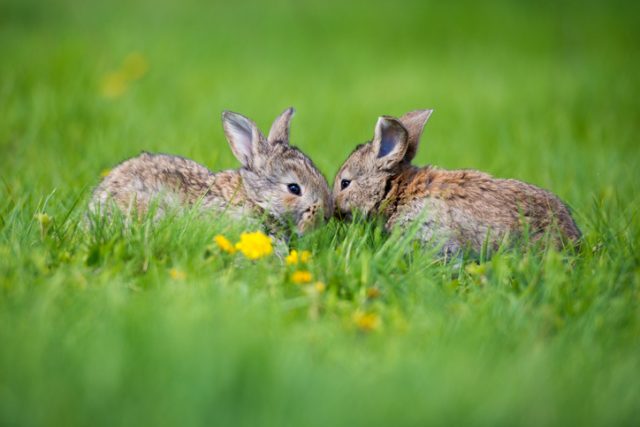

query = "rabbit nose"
(297, 205), (323, 234)
(308, 203), (328, 224)
(301, 204), (318, 222)
(307, 204), (319, 218)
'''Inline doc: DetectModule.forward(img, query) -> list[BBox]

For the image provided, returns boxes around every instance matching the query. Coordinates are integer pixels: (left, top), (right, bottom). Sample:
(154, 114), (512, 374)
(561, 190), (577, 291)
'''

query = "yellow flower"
(59, 251), (72, 263)
(314, 281), (326, 293)
(300, 250), (311, 263)
(100, 168), (112, 178)
(35, 212), (53, 238)
(34, 212), (52, 227)
(121, 52), (148, 81)
(101, 72), (128, 99)
(353, 311), (381, 332)
(285, 250), (299, 265)
(234, 231), (273, 260)
(465, 262), (487, 276)
(366, 287), (381, 299)
(100, 52), (149, 99)
(291, 270), (312, 284)
(169, 268), (186, 280)
(214, 235), (236, 254)
(285, 249), (312, 265)
(465, 262), (489, 285)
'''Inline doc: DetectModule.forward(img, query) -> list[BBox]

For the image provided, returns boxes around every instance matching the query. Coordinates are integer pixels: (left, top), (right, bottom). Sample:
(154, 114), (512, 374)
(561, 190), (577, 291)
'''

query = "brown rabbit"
(90, 108), (332, 234)
(333, 110), (580, 255)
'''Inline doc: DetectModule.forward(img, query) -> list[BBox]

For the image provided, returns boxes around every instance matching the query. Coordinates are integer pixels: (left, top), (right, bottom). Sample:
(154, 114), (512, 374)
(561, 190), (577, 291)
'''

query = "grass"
(1, 0), (640, 425)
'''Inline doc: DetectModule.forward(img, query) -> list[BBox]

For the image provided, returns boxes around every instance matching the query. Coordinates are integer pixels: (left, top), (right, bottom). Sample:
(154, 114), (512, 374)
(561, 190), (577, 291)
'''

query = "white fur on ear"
(268, 107), (295, 144)
(398, 109), (433, 162)
(222, 111), (259, 168)
(374, 116), (408, 161)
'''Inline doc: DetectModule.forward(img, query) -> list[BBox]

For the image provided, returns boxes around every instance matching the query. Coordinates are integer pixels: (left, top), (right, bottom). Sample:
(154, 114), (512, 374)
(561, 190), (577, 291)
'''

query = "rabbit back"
(90, 152), (248, 218)
(387, 166), (581, 254)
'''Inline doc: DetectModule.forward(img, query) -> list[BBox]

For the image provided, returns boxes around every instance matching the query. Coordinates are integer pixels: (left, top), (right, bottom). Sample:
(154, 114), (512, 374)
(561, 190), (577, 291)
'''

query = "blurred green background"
(2, 0), (638, 197)
(1, 0), (639, 426)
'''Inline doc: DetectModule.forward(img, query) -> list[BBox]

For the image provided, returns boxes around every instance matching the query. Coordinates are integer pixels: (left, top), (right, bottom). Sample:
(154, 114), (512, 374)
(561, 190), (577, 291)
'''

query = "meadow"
(1, 0), (639, 425)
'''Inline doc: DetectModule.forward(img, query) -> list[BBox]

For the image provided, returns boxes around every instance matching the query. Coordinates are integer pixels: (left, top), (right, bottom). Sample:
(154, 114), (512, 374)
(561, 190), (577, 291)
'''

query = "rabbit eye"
(340, 179), (351, 190)
(287, 183), (302, 196)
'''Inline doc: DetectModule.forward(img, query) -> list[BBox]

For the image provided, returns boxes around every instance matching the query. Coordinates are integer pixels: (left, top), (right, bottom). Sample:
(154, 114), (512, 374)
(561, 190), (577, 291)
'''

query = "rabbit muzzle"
(296, 203), (325, 234)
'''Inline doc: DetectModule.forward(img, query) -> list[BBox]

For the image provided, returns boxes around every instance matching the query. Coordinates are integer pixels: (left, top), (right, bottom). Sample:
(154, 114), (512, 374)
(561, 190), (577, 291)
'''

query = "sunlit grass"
(1, 0), (639, 426)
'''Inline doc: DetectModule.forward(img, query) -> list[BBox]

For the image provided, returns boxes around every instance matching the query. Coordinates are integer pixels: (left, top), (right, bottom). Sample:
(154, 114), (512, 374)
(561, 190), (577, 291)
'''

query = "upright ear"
(222, 111), (263, 168)
(267, 107), (295, 144)
(398, 109), (433, 162)
(372, 116), (409, 170)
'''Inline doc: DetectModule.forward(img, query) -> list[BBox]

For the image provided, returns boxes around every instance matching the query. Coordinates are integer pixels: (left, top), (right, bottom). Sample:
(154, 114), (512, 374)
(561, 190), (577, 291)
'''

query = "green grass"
(1, 0), (640, 425)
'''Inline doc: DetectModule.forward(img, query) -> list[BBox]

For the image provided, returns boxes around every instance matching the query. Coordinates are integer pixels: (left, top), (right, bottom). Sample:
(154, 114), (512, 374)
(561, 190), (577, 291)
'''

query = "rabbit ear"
(373, 116), (409, 169)
(398, 109), (433, 162)
(267, 107), (295, 144)
(222, 111), (264, 168)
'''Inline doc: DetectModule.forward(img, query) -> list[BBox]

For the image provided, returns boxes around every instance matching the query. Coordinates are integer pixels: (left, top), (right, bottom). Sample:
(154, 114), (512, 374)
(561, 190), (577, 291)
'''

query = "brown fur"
(333, 110), (580, 254)
(90, 108), (332, 234)
(91, 153), (249, 215)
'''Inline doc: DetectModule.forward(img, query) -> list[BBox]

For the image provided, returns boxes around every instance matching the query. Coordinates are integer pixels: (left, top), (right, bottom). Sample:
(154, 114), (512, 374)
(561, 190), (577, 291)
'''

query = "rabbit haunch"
(91, 152), (250, 215)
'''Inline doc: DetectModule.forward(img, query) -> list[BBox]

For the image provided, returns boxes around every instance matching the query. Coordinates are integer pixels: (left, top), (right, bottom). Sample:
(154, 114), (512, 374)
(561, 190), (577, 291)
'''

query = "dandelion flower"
(214, 235), (236, 254)
(299, 250), (312, 263)
(34, 212), (52, 238)
(59, 251), (72, 263)
(100, 168), (111, 178)
(314, 281), (326, 293)
(366, 287), (381, 299)
(353, 311), (381, 332)
(285, 249), (312, 265)
(235, 231), (273, 260)
(34, 212), (52, 226)
(291, 270), (312, 284)
(121, 52), (148, 80)
(285, 250), (298, 265)
(100, 52), (149, 99)
(100, 72), (128, 99)
(169, 268), (186, 280)
(465, 262), (489, 285)
(465, 262), (487, 276)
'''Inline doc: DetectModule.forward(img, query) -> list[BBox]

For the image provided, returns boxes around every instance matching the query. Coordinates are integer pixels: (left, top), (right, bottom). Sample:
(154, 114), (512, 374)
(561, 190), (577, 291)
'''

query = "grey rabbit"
(90, 108), (332, 234)
(333, 110), (580, 255)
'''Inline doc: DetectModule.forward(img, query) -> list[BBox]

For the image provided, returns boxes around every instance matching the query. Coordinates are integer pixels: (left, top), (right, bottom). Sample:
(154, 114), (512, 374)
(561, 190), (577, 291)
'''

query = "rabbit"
(333, 110), (581, 256)
(90, 107), (333, 235)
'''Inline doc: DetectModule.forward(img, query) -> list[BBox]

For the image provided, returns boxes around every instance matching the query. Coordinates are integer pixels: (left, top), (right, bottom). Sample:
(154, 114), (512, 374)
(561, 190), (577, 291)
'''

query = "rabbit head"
(333, 109), (433, 219)
(223, 108), (332, 234)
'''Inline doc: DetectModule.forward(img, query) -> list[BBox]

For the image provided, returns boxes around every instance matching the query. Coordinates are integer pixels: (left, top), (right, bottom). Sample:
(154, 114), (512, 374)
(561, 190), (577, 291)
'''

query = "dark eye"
(287, 183), (301, 196)
(341, 179), (351, 190)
